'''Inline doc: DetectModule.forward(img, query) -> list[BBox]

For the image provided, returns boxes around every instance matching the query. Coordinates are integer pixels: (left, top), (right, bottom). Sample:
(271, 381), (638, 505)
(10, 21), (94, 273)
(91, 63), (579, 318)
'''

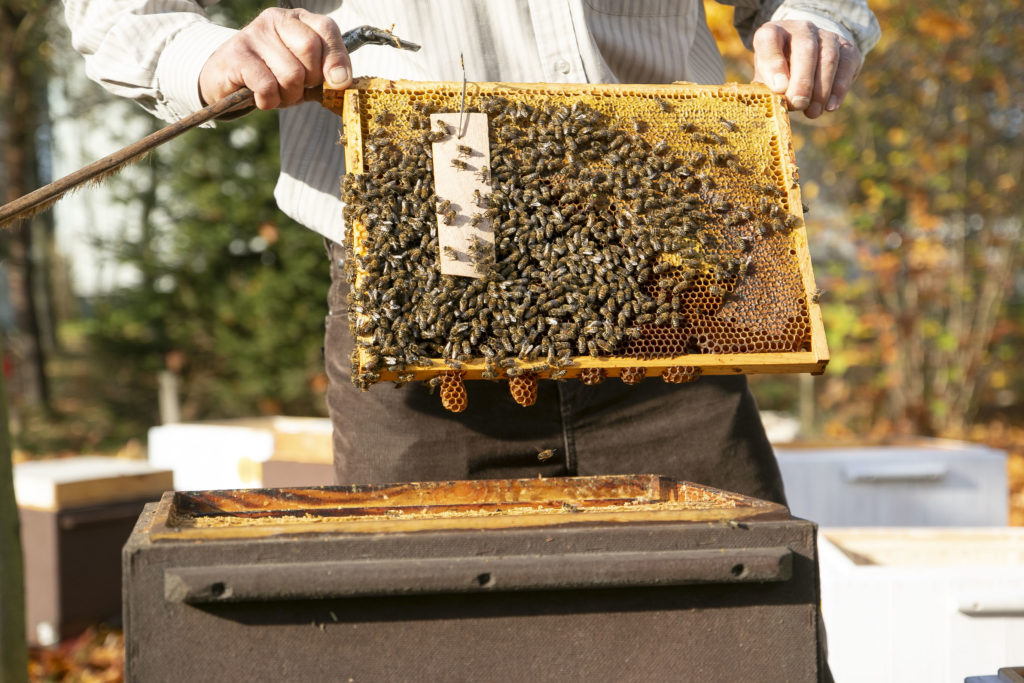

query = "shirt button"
(553, 58), (571, 74)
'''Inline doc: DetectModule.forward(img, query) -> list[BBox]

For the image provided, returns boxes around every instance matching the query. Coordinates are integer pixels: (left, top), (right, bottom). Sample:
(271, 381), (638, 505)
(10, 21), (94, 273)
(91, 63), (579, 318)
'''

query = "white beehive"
(819, 528), (1024, 682)
(775, 440), (1007, 526)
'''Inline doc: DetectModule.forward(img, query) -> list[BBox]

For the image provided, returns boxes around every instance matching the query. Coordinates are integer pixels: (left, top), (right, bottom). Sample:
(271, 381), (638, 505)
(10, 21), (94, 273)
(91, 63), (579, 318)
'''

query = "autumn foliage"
(809, 2), (1024, 436)
(704, 1), (1024, 437)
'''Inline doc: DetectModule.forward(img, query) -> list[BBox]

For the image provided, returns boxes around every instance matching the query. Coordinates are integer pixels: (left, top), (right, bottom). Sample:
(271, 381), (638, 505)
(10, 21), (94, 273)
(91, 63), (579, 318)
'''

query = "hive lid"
(824, 528), (1024, 567)
(15, 456), (173, 511)
(148, 474), (789, 539)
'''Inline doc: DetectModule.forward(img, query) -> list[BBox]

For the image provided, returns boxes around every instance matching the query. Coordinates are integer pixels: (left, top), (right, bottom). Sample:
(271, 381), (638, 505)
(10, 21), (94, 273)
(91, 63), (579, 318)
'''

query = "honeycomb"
(439, 370), (467, 413)
(619, 367), (647, 385)
(662, 366), (701, 384)
(508, 374), (538, 407)
(328, 79), (827, 410)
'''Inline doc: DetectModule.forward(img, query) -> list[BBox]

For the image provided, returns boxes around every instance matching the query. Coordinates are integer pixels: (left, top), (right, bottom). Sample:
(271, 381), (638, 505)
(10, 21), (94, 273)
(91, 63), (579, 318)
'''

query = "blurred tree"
(86, 0), (330, 422)
(705, 1), (1024, 436)
(0, 339), (28, 681)
(807, 1), (1024, 435)
(0, 0), (56, 411)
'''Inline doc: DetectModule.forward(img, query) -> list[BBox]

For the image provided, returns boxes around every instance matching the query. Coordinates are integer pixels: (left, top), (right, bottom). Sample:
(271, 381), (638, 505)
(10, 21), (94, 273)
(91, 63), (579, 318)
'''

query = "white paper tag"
(431, 113), (494, 278)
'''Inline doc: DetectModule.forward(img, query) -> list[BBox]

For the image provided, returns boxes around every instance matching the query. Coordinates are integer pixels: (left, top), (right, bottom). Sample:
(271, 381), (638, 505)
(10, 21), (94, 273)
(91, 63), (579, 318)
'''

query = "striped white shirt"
(65, 0), (880, 243)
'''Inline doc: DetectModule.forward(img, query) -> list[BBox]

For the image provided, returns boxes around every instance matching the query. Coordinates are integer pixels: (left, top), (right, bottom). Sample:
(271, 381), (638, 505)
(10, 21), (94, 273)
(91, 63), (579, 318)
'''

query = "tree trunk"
(0, 2), (50, 410)
(0, 335), (28, 683)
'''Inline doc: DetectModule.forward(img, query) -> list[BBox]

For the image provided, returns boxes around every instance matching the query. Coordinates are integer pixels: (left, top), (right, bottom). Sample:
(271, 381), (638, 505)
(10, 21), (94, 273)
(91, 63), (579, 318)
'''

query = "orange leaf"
(913, 10), (971, 43)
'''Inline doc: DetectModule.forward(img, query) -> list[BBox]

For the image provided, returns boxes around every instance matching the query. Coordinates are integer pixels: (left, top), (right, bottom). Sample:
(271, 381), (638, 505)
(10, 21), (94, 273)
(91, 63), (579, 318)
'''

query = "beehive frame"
(325, 79), (828, 409)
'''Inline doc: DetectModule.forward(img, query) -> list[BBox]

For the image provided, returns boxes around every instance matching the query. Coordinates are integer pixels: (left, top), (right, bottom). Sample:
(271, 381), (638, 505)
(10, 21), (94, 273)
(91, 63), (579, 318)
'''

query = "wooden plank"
(772, 91), (830, 365)
(150, 500), (788, 541)
(343, 89), (364, 174)
(147, 476), (790, 540)
(348, 351), (826, 381)
(329, 78), (785, 100)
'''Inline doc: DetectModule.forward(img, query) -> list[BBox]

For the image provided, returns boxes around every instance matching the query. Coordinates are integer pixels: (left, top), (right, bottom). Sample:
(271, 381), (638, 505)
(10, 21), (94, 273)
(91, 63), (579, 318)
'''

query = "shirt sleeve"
(64, 0), (238, 122)
(718, 0), (881, 59)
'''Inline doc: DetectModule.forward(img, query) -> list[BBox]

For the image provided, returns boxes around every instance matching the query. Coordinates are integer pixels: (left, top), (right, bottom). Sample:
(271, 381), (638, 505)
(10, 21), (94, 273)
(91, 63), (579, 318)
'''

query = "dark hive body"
(335, 80), (825, 406)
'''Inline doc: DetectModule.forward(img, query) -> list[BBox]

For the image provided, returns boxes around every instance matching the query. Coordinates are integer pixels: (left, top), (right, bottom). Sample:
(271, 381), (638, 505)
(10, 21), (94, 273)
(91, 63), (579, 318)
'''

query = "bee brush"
(0, 25), (420, 230)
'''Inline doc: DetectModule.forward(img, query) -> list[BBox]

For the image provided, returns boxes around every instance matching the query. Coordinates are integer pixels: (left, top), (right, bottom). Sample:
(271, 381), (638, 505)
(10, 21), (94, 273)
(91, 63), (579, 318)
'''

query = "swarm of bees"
(342, 88), (814, 393)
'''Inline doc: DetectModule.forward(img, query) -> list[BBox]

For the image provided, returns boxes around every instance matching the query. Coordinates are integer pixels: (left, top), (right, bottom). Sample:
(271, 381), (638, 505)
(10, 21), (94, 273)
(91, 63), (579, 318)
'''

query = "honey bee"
(412, 100), (436, 115)
(457, 144), (473, 157)
(451, 159), (470, 171)
(711, 150), (737, 167)
(718, 116), (737, 132)
(711, 198), (734, 213)
(536, 447), (557, 462)
(755, 183), (784, 198)
(434, 119), (450, 136)
(737, 255), (754, 277)
(393, 371), (415, 387)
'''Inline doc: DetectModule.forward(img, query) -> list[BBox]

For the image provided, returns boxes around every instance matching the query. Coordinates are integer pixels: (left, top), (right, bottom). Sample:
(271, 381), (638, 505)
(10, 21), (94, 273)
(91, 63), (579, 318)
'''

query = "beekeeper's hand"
(753, 20), (861, 119)
(199, 7), (352, 110)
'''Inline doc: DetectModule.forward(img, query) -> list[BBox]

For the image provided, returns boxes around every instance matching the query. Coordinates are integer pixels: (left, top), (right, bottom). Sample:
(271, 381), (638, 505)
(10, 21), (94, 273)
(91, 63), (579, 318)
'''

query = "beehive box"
(324, 79), (827, 411)
(124, 476), (824, 682)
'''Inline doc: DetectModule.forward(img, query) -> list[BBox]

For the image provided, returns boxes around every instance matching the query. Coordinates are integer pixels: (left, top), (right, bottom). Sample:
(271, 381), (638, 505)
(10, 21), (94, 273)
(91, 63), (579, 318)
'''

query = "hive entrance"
(331, 80), (827, 410)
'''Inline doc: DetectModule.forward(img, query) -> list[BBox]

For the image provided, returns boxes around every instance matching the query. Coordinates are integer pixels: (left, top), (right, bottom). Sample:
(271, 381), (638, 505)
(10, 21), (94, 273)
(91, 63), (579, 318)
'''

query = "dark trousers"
(324, 241), (787, 505)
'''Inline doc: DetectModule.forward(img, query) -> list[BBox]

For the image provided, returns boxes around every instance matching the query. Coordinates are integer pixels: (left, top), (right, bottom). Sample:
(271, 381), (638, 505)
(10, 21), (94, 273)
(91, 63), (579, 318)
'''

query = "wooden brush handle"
(0, 87), (259, 228)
